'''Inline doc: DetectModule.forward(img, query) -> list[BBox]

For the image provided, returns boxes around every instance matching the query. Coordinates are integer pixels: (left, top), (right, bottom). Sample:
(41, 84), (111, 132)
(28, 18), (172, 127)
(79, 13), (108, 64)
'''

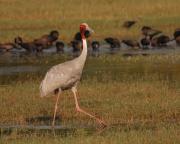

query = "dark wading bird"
(174, 28), (180, 46)
(0, 43), (14, 52)
(91, 41), (100, 52)
(104, 37), (121, 49)
(141, 26), (153, 36)
(0, 41), (19, 52)
(71, 40), (82, 53)
(151, 35), (171, 47)
(140, 26), (162, 49)
(14, 37), (38, 53)
(140, 38), (151, 49)
(122, 39), (140, 48)
(71, 30), (92, 54)
(91, 41), (100, 57)
(40, 23), (106, 127)
(122, 20), (136, 29)
(34, 30), (59, 51)
(56, 41), (65, 53)
(141, 26), (162, 38)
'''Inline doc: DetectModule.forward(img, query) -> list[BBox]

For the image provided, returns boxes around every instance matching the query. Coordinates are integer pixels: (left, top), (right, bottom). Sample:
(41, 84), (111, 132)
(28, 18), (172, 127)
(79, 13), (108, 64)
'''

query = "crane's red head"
(80, 23), (94, 39)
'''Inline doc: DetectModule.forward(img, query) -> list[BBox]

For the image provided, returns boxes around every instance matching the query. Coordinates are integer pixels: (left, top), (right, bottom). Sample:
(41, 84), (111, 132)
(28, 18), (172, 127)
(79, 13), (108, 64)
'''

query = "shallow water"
(0, 45), (180, 76)
(2, 44), (180, 57)
(0, 119), (178, 136)
(0, 65), (41, 75)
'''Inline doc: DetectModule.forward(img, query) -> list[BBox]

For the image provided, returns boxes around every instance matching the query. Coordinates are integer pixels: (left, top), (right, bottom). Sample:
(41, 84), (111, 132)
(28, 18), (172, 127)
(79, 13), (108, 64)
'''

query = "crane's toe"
(97, 119), (107, 128)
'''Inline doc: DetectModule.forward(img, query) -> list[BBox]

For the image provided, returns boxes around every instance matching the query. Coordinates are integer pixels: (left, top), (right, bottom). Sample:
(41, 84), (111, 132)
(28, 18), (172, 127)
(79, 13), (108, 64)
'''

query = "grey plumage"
(40, 39), (87, 97)
(39, 23), (106, 127)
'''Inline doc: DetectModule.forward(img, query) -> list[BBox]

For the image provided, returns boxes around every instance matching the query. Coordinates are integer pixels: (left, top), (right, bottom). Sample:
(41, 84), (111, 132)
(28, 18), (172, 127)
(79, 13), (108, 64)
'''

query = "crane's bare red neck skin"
(80, 24), (86, 40)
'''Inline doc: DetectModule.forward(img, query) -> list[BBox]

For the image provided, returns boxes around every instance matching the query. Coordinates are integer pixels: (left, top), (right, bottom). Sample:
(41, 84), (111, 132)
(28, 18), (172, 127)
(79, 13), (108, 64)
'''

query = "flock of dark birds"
(0, 21), (180, 56)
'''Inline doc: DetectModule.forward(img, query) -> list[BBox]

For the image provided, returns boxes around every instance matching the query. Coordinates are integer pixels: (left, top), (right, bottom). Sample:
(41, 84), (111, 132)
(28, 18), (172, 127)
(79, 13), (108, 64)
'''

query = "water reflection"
(0, 45), (179, 80)
(0, 65), (41, 75)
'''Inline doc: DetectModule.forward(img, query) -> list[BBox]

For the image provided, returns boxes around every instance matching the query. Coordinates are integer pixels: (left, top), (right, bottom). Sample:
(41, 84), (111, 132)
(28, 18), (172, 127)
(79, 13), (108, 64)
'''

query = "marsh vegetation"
(0, 54), (179, 143)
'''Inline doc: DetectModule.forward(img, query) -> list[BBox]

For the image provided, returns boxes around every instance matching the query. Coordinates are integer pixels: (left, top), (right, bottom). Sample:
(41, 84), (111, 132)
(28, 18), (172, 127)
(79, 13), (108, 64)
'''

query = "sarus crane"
(40, 23), (106, 127)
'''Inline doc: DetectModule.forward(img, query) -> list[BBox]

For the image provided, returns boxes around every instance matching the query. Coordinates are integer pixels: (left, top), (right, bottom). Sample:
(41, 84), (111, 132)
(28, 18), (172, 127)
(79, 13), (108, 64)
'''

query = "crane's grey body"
(39, 23), (106, 127)
(40, 39), (87, 97)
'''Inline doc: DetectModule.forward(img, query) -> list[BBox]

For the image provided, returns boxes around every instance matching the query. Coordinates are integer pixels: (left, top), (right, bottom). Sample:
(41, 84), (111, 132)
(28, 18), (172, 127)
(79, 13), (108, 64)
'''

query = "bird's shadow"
(122, 53), (150, 57)
(25, 115), (61, 125)
(0, 120), (167, 137)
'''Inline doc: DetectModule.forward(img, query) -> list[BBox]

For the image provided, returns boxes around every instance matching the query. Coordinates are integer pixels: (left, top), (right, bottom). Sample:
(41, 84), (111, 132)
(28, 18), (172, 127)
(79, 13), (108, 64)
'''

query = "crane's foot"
(96, 119), (107, 128)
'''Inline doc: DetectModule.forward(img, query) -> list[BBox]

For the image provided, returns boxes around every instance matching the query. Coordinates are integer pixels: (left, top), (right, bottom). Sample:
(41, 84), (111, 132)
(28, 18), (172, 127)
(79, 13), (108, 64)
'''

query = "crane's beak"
(87, 26), (94, 33)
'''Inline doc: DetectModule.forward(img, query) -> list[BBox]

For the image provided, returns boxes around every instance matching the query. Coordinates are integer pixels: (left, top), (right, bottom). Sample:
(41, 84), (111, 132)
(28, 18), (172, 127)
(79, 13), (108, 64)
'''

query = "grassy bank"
(0, 0), (180, 42)
(0, 54), (179, 143)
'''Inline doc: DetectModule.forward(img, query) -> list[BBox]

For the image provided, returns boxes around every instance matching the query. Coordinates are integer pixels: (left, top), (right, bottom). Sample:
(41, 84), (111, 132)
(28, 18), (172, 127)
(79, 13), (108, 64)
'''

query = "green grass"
(0, 54), (179, 143)
(0, 0), (180, 42)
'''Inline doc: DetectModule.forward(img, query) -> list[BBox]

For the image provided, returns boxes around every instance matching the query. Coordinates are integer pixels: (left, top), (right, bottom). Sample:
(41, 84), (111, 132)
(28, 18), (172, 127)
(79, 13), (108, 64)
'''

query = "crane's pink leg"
(52, 91), (60, 127)
(71, 87), (106, 127)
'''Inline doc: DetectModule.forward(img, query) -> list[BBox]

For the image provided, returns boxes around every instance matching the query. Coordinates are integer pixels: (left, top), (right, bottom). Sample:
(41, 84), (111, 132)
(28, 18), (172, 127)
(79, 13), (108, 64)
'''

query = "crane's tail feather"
(39, 79), (55, 97)
(39, 80), (46, 97)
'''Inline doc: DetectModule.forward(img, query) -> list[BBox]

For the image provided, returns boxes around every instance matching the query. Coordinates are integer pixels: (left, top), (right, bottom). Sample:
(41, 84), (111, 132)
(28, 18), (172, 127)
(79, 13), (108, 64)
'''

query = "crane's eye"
(84, 30), (90, 37)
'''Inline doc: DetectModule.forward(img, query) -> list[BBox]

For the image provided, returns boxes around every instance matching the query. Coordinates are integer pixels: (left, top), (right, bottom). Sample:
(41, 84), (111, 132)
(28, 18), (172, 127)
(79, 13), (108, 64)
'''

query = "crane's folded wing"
(40, 62), (81, 97)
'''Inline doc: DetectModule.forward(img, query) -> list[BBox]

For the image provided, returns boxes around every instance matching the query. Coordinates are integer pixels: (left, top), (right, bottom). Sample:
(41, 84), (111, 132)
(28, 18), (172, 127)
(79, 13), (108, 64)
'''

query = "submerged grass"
(0, 54), (180, 143)
(1, 124), (179, 144)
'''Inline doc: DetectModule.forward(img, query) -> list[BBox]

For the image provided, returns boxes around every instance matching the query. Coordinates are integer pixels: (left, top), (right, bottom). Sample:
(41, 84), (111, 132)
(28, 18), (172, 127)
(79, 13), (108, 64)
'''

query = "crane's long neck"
(79, 38), (87, 63)
(77, 38), (87, 68)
